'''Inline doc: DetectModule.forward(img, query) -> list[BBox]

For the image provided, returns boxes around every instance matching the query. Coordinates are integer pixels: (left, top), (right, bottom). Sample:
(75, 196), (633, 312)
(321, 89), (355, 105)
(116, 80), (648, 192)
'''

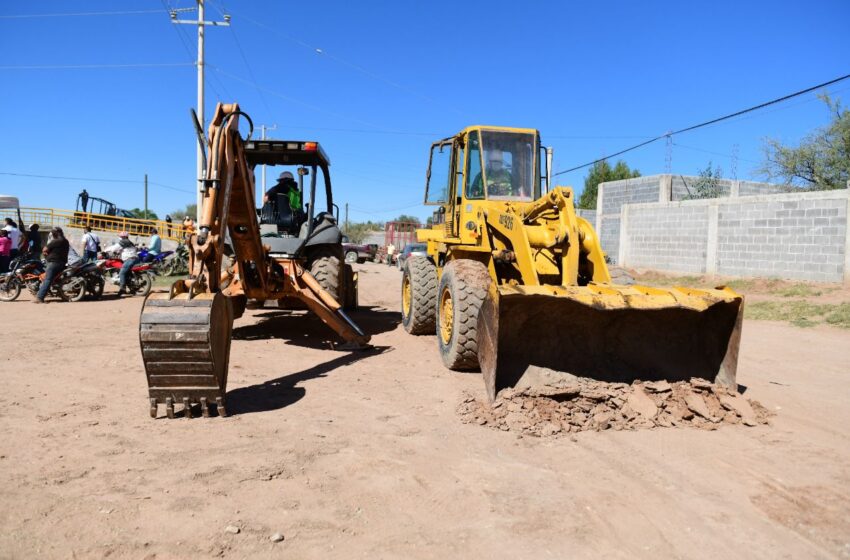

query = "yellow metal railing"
(19, 207), (190, 242)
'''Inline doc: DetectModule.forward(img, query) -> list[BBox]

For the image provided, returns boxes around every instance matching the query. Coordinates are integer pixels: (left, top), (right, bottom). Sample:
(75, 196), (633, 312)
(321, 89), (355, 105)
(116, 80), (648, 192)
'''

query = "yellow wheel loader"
(401, 126), (743, 401)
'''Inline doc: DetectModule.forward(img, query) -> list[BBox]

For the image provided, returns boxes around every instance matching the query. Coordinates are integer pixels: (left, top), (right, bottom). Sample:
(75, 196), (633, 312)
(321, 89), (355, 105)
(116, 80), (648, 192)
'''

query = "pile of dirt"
(457, 377), (772, 437)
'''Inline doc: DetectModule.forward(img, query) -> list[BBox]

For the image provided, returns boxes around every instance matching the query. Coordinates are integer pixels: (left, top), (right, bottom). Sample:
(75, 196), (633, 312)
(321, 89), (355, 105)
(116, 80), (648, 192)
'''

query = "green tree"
(168, 203), (198, 220)
(578, 160), (641, 209)
(685, 161), (724, 200)
(343, 220), (384, 243)
(394, 214), (420, 225)
(760, 94), (850, 190)
(128, 208), (159, 220)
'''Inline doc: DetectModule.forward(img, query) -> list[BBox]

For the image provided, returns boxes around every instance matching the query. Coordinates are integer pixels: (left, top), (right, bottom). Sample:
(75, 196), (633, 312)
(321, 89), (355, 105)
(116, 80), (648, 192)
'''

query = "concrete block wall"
(576, 208), (597, 229)
(620, 204), (710, 274)
(619, 190), (850, 283)
(597, 174), (796, 262)
(596, 176), (663, 262)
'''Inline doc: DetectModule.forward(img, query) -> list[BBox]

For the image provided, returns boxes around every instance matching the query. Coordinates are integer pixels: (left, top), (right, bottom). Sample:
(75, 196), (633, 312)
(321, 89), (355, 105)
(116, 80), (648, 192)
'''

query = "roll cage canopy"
(244, 139), (330, 167)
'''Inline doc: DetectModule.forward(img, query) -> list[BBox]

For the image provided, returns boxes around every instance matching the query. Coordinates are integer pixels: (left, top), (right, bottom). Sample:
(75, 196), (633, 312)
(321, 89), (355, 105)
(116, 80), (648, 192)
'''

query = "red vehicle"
(97, 257), (155, 297)
(376, 221), (419, 264)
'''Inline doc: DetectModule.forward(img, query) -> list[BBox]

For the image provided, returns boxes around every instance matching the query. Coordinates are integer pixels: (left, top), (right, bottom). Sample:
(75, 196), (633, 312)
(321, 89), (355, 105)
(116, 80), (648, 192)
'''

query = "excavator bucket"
(477, 283), (744, 402)
(139, 292), (234, 418)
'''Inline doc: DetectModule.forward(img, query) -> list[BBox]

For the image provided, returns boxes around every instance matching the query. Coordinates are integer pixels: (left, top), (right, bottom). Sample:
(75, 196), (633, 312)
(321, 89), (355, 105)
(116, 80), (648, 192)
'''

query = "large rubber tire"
(308, 245), (343, 303)
(609, 265), (635, 286)
(88, 275), (105, 300)
(133, 273), (153, 297)
(344, 250), (358, 264)
(0, 277), (22, 302)
(436, 259), (492, 370)
(342, 264), (358, 310)
(59, 276), (86, 302)
(401, 257), (437, 335)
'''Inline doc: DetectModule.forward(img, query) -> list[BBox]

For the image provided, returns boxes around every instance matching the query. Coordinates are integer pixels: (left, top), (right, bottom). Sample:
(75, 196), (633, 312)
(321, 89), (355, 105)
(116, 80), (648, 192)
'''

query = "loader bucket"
(477, 284), (743, 401)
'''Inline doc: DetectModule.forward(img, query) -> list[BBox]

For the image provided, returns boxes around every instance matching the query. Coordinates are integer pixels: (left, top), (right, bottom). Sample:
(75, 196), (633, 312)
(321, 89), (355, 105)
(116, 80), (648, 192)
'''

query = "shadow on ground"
(233, 306), (400, 350)
(227, 346), (388, 415)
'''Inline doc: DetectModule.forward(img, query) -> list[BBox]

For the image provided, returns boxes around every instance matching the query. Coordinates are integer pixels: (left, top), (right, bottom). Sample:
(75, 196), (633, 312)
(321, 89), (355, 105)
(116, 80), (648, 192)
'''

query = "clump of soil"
(457, 378), (772, 437)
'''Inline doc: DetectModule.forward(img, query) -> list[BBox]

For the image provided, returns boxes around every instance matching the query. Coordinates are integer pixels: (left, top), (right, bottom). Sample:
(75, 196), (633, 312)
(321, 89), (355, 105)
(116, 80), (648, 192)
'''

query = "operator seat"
(260, 193), (304, 236)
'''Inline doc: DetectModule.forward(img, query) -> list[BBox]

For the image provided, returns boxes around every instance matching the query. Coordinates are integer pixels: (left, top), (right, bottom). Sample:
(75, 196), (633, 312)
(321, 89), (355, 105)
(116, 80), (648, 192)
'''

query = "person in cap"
(471, 148), (514, 197)
(263, 171), (302, 210)
(35, 227), (70, 303)
(103, 232), (139, 295)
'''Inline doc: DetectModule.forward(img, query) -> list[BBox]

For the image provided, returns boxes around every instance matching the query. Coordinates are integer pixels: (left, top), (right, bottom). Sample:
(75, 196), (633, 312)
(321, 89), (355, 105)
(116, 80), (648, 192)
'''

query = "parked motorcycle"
(0, 256), (92, 302)
(65, 259), (105, 300)
(137, 248), (174, 274)
(160, 243), (189, 276)
(97, 257), (155, 297)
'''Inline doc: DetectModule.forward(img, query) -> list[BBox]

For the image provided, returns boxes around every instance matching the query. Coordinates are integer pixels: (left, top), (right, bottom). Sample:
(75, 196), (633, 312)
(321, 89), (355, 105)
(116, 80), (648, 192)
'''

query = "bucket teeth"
(149, 398), (158, 419)
(216, 397), (227, 418)
(140, 292), (233, 419)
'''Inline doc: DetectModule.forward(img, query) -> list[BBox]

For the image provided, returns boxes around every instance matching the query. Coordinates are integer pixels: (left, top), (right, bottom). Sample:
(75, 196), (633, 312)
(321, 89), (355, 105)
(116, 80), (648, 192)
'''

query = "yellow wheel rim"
(439, 287), (453, 345)
(402, 274), (412, 318)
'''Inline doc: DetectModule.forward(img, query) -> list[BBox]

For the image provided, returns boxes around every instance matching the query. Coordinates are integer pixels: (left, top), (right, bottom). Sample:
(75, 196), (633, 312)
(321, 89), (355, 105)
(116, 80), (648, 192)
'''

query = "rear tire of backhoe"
(401, 256), (436, 335)
(436, 259), (492, 370)
(308, 245), (343, 303)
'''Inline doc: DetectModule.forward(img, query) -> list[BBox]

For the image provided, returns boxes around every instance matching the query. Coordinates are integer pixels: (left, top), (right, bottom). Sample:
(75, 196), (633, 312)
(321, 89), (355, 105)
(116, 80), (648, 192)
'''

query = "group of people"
(1, 216), (169, 302)
(0, 218), (41, 273)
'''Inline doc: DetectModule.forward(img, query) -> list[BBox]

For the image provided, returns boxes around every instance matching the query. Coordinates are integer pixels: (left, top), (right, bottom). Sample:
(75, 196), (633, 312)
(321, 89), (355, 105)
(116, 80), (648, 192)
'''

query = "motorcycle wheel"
(0, 277), (22, 302)
(89, 275), (105, 300)
(134, 273), (153, 297)
(59, 276), (86, 302)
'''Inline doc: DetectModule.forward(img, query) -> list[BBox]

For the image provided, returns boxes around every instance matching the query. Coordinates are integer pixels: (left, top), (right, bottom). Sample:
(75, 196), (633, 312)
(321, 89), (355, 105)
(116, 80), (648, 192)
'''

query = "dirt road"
(1, 263), (848, 559)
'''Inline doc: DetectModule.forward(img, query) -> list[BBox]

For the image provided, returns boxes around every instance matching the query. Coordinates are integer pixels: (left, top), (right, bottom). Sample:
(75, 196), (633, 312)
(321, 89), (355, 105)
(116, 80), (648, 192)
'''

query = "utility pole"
(170, 1), (230, 221)
(259, 124), (277, 201)
(345, 203), (349, 232)
(144, 173), (149, 220)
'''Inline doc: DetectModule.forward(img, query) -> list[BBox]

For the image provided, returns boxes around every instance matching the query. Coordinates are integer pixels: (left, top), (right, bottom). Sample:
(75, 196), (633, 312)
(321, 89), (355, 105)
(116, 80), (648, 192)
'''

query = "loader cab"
(424, 126), (544, 237)
(244, 139), (342, 256)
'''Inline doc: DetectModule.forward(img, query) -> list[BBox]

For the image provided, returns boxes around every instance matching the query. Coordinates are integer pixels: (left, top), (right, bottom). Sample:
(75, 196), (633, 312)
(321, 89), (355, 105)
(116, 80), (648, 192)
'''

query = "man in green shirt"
(472, 149), (514, 197)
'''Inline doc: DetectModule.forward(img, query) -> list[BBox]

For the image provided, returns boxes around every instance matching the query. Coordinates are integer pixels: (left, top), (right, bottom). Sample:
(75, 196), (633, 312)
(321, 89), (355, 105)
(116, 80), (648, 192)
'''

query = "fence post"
(706, 203), (719, 277)
(618, 203), (629, 266)
(844, 194), (850, 286)
(659, 174), (673, 202)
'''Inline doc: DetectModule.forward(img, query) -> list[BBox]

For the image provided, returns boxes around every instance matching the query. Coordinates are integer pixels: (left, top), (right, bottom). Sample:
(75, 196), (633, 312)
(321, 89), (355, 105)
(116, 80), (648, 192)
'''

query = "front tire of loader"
(401, 256), (437, 335)
(308, 245), (343, 303)
(436, 259), (492, 370)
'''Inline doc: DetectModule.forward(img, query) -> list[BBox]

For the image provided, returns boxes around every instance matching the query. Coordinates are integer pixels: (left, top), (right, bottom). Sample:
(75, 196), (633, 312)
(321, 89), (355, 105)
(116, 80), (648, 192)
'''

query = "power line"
(0, 9), (165, 19)
(208, 0), (270, 114)
(672, 142), (761, 165)
(552, 71), (850, 177)
(226, 6), (464, 117)
(210, 65), (391, 130)
(0, 172), (193, 194)
(0, 62), (193, 70)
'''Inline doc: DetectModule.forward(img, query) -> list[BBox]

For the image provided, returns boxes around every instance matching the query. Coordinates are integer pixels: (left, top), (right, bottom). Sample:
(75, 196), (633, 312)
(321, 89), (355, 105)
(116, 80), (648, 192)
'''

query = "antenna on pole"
(169, 0), (230, 222)
(731, 143), (739, 180)
(664, 132), (673, 174)
(258, 124), (278, 202)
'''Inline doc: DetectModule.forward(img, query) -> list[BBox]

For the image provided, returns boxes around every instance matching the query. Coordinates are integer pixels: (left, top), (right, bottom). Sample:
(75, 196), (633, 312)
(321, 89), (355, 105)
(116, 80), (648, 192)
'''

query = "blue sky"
(1, 0), (848, 223)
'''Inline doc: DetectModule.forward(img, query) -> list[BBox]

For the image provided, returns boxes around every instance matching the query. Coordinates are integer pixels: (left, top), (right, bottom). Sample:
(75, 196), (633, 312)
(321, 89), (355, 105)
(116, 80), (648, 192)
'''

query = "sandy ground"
(1, 263), (849, 559)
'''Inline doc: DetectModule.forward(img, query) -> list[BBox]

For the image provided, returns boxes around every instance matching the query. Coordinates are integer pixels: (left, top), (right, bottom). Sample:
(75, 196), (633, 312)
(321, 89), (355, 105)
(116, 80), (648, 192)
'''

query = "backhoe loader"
(401, 126), (743, 401)
(139, 103), (369, 418)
